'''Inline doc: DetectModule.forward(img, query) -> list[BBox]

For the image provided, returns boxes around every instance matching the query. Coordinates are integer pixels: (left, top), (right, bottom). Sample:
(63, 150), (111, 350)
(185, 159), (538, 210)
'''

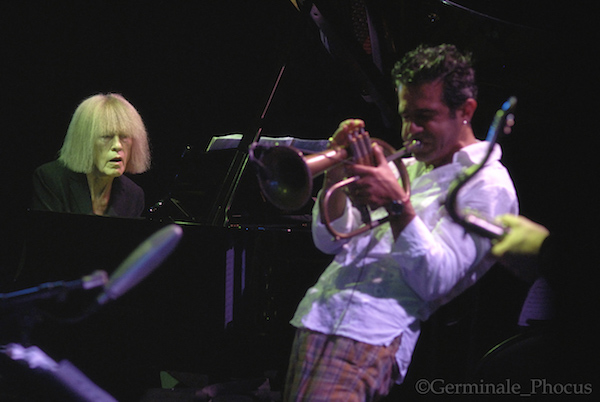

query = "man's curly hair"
(392, 44), (477, 114)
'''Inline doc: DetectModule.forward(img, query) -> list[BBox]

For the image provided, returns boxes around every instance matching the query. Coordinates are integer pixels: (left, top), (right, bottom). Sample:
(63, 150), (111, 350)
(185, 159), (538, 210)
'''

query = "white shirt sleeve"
(392, 168), (518, 302)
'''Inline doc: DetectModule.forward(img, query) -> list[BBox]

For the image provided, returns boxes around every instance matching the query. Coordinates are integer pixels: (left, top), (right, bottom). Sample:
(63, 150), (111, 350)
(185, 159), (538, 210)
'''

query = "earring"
(463, 119), (468, 125)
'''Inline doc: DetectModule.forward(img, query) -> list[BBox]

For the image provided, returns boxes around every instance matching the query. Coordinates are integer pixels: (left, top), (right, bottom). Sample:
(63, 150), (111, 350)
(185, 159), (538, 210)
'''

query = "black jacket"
(31, 160), (145, 217)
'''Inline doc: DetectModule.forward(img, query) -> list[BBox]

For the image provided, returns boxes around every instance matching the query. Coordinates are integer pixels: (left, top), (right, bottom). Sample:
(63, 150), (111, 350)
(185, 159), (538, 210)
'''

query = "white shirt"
(290, 141), (519, 382)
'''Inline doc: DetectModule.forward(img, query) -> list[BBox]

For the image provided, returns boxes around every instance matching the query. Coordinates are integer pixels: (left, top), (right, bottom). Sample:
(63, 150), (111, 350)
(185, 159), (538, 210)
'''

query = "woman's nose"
(111, 136), (123, 150)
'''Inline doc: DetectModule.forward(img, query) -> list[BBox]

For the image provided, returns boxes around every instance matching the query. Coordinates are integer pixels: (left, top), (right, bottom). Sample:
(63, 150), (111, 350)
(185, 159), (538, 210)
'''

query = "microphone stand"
(445, 97), (517, 238)
(0, 271), (115, 401)
(0, 270), (107, 308)
(1, 224), (182, 401)
(2, 343), (117, 402)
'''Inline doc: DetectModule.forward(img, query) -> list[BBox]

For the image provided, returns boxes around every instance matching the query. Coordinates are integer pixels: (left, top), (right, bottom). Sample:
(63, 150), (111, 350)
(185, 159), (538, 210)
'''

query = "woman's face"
(92, 132), (132, 177)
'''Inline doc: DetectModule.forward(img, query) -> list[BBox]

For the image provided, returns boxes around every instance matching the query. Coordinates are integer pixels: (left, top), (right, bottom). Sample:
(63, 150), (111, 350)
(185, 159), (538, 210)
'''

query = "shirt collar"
(452, 141), (502, 167)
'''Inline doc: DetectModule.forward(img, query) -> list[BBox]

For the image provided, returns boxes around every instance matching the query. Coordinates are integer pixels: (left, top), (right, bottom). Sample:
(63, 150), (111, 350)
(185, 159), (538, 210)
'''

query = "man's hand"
(349, 143), (407, 209)
(350, 143), (415, 238)
(319, 119), (366, 224)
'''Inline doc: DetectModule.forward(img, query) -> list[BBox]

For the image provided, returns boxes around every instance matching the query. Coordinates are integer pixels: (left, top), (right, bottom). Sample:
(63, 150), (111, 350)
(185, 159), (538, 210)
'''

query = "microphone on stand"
(1, 224), (183, 318)
(0, 224), (184, 402)
(94, 224), (183, 307)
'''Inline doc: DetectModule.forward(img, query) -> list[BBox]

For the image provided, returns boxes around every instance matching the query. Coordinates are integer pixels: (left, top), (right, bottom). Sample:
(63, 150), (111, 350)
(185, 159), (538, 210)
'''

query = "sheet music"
(206, 133), (330, 154)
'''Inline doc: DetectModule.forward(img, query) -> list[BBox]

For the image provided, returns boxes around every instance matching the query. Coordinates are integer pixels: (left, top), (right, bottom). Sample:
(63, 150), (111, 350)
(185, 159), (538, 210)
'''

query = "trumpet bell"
(251, 145), (313, 211)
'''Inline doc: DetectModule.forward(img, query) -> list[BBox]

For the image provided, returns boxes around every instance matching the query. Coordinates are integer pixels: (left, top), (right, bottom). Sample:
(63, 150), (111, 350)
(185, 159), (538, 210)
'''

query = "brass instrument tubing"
(321, 139), (421, 240)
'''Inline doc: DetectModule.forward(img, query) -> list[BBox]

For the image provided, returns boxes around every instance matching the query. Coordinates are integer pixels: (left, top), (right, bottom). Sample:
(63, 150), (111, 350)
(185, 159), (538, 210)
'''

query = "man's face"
(398, 80), (466, 168)
(92, 132), (132, 177)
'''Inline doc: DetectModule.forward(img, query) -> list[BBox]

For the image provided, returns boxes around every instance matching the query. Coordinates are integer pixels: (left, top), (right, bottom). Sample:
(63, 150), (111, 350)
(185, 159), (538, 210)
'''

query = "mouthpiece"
(385, 140), (422, 162)
(406, 139), (422, 152)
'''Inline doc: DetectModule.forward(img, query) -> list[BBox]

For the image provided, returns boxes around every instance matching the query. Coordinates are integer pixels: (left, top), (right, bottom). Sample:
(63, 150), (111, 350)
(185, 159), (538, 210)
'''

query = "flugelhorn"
(249, 128), (421, 239)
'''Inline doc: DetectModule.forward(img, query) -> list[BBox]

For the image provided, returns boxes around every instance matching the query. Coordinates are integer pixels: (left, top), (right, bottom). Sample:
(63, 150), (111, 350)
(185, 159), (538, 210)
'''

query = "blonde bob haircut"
(58, 93), (151, 174)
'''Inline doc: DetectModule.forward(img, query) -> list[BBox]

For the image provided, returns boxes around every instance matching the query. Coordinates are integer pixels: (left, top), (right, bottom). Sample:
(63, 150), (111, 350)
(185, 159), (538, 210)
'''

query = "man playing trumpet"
(284, 44), (519, 401)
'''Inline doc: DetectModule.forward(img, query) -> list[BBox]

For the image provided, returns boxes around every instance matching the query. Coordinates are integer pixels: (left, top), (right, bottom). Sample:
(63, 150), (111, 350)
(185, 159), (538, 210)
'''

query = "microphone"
(95, 224), (183, 307)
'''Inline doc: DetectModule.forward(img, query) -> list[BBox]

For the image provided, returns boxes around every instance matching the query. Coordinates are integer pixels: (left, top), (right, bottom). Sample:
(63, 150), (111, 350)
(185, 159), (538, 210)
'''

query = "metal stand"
(2, 343), (117, 402)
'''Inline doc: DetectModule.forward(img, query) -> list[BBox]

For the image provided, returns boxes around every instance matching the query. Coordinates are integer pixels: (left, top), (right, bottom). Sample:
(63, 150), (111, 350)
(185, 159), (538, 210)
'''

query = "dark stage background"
(0, 1), (596, 401)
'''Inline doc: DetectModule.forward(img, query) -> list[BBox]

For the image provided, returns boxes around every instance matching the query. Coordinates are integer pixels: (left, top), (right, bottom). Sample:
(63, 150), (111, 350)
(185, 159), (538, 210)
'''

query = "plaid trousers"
(283, 328), (402, 402)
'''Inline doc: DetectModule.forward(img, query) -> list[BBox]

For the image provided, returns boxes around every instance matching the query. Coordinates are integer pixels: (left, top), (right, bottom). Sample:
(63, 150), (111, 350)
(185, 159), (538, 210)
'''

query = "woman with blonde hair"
(32, 93), (151, 217)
